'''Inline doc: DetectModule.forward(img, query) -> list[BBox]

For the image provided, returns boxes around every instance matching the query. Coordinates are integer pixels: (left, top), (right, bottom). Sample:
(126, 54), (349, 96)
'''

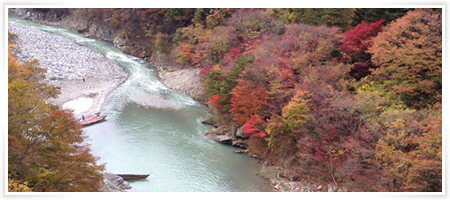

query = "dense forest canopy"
(9, 8), (442, 192)
(157, 8), (442, 192)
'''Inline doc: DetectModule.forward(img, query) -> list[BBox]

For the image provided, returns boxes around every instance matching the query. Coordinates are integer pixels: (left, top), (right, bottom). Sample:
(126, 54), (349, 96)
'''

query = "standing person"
(82, 115), (85, 120)
(82, 78), (85, 82)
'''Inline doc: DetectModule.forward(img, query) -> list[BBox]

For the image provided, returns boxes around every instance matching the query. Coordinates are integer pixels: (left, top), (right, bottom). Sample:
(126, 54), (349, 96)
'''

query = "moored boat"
(78, 113), (107, 126)
(116, 174), (150, 180)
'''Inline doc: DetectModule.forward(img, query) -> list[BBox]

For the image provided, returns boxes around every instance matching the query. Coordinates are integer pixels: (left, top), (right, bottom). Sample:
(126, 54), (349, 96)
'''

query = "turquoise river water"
(9, 13), (273, 192)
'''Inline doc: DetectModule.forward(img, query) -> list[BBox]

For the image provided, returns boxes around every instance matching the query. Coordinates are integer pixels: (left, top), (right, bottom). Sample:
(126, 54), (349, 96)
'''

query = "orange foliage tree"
(8, 46), (105, 192)
(367, 8), (442, 108)
(230, 79), (269, 125)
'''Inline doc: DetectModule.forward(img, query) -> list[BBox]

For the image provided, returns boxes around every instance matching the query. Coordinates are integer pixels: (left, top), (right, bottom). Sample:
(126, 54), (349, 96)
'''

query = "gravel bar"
(8, 22), (129, 119)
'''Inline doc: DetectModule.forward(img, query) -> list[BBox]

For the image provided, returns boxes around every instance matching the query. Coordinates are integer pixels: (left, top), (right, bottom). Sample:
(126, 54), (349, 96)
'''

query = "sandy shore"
(8, 22), (128, 119)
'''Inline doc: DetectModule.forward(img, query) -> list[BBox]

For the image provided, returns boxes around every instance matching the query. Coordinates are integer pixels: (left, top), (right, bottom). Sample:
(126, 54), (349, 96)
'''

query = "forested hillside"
(201, 8), (441, 192)
(12, 8), (442, 192)
(182, 8), (442, 192)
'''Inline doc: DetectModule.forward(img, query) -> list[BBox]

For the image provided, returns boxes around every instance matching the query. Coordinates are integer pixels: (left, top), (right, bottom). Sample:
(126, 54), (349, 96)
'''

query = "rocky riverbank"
(11, 8), (205, 105)
(8, 22), (128, 119)
(203, 123), (347, 192)
(101, 173), (132, 192)
(157, 66), (206, 101)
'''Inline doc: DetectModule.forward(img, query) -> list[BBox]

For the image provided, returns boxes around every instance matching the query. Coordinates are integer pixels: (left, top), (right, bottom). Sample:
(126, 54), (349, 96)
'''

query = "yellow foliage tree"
(8, 176), (32, 192)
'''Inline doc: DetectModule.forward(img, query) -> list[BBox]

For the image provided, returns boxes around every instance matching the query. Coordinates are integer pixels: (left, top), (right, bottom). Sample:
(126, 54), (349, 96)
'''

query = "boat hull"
(79, 115), (107, 127)
(116, 174), (150, 180)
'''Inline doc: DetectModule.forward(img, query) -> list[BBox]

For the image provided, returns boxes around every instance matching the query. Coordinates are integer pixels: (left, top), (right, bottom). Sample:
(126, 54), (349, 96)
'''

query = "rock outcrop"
(102, 173), (132, 192)
(94, 173), (131, 200)
(59, 13), (89, 33)
(235, 127), (250, 139)
(158, 67), (205, 101)
(113, 32), (130, 53)
(204, 131), (233, 145)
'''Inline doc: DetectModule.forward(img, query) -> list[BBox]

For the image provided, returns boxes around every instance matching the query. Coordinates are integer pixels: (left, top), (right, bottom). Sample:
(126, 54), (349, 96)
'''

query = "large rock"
(13, 8), (33, 20)
(235, 127), (250, 139)
(204, 131), (232, 145)
(215, 135), (233, 145)
(14, 8), (30, 17)
(99, 173), (131, 200)
(232, 138), (248, 148)
(89, 23), (114, 41)
(158, 68), (204, 100)
(201, 119), (216, 127)
(103, 173), (131, 191)
(60, 14), (89, 33)
(114, 33), (130, 52)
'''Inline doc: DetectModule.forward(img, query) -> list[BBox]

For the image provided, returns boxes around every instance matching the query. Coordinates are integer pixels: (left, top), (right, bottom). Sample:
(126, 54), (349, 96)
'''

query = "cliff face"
(13, 8), (65, 22)
(12, 8), (150, 62)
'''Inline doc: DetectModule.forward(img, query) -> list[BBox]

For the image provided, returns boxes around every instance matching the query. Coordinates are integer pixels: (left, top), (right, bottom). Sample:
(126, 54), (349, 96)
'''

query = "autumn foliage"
(33, 8), (442, 192)
(367, 8), (442, 108)
(242, 114), (267, 138)
(340, 19), (385, 63)
(198, 8), (441, 192)
(230, 79), (269, 125)
(8, 45), (105, 192)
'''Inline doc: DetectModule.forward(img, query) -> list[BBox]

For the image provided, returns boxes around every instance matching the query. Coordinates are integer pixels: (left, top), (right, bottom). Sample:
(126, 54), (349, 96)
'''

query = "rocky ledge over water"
(101, 173), (132, 192)
(88, 173), (132, 200)
(8, 22), (129, 118)
(157, 66), (206, 101)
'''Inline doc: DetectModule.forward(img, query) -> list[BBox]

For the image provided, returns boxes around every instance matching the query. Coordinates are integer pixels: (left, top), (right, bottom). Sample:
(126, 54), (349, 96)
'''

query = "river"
(8, 13), (273, 192)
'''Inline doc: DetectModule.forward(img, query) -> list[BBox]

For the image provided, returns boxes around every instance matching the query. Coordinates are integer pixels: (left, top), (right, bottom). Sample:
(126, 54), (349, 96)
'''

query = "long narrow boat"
(78, 114), (107, 127)
(116, 174), (150, 180)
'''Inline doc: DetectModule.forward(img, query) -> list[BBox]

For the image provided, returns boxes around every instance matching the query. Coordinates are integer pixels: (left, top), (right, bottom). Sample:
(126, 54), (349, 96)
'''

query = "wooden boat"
(78, 113), (107, 127)
(116, 174), (150, 180)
